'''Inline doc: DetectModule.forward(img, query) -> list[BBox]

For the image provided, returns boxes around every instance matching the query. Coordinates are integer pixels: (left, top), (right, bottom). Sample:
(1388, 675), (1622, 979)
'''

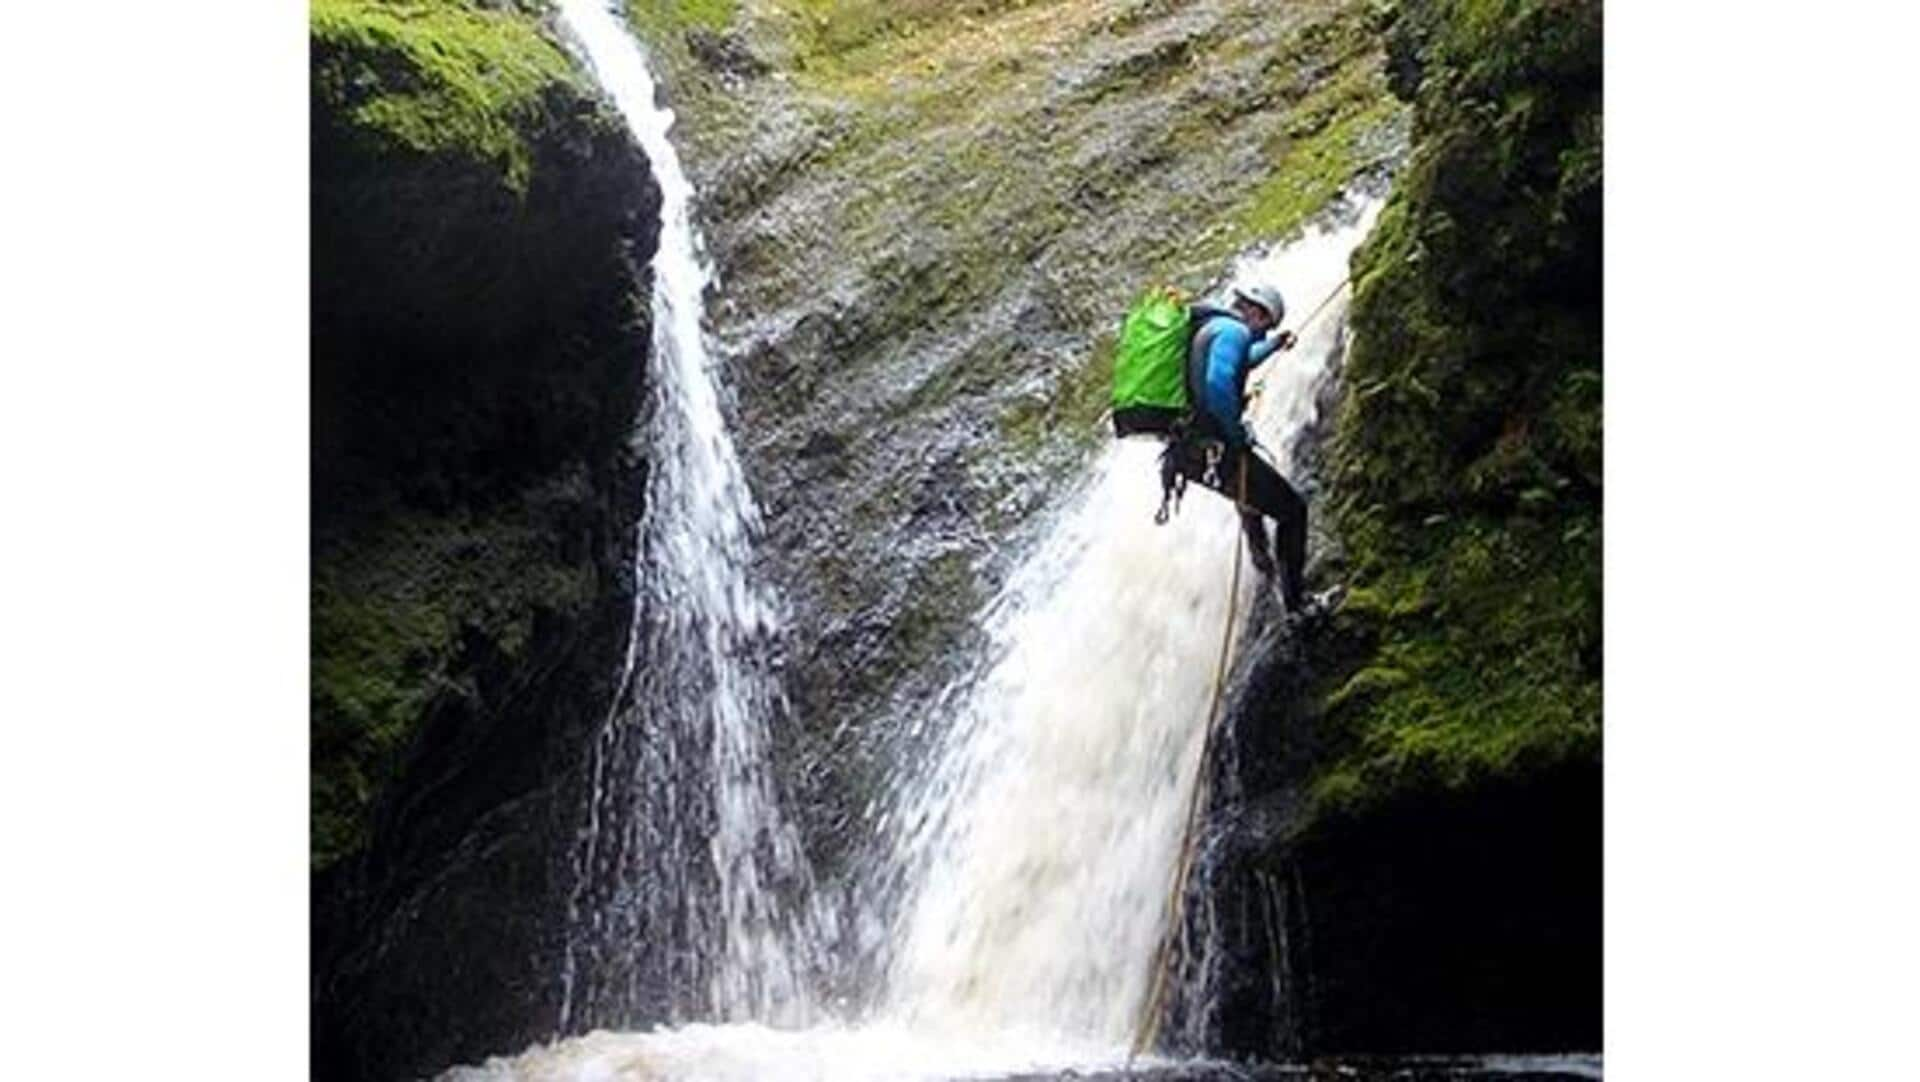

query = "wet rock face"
(638, 0), (1407, 880)
(309, 6), (661, 1078)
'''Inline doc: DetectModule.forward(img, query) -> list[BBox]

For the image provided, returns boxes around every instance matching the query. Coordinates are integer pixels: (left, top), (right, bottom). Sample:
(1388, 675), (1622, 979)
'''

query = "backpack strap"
(1184, 305), (1236, 434)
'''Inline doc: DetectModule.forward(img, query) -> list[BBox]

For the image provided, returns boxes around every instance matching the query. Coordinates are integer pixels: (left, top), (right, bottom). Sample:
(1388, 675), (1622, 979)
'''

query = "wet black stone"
(309, 30), (663, 1082)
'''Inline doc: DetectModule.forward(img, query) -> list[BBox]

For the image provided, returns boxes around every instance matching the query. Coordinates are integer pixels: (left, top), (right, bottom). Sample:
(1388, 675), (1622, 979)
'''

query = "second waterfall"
(554, 0), (825, 1035)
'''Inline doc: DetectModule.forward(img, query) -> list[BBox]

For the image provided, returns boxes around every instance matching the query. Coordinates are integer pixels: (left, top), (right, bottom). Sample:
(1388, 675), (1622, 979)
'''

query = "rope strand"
(1132, 454), (1252, 1055)
(1294, 276), (1352, 335)
(1248, 277), (1351, 407)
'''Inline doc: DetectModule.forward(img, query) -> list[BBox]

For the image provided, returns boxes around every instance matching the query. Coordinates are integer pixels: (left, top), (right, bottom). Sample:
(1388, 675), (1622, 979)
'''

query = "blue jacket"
(1191, 313), (1283, 448)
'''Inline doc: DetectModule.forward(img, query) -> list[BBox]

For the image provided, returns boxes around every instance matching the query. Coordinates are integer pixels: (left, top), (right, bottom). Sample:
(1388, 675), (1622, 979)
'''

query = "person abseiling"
(1166, 285), (1312, 613)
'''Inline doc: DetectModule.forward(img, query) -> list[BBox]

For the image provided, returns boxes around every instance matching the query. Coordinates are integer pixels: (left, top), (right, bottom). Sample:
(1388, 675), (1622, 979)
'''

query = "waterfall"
(553, 0), (822, 1034)
(448, 9), (1384, 1076)
(869, 201), (1382, 1060)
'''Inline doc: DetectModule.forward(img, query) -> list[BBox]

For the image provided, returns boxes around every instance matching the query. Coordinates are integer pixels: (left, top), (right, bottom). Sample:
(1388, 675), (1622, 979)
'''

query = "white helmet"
(1233, 285), (1287, 324)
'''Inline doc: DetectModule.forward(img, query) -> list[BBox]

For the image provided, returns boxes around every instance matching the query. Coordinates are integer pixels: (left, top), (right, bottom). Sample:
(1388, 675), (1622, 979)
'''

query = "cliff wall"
(309, 3), (661, 1077)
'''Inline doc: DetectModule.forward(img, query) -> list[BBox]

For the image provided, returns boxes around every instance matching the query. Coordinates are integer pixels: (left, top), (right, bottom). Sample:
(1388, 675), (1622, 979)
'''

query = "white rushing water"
(458, 6), (1382, 1078)
(554, 0), (819, 1034)
(871, 201), (1381, 1060)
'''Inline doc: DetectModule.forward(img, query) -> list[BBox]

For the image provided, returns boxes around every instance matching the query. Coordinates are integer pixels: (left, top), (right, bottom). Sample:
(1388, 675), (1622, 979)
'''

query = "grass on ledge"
(311, 0), (587, 190)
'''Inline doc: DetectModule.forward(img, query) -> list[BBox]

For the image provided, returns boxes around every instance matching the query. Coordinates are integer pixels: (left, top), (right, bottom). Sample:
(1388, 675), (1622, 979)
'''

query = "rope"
(1130, 276), (1353, 1055)
(1295, 276), (1353, 336)
(1247, 277), (1352, 407)
(1131, 454), (1250, 1056)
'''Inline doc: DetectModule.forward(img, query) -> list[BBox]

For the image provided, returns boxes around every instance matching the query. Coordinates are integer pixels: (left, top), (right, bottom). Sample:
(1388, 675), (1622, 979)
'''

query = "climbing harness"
(1149, 278), (1350, 527)
(1130, 276), (1354, 1055)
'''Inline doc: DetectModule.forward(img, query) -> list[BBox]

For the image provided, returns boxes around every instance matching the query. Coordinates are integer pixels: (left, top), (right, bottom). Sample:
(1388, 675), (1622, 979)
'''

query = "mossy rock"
(309, 0), (659, 871)
(310, 3), (667, 1076)
(1305, 0), (1602, 818)
(311, 0), (594, 190)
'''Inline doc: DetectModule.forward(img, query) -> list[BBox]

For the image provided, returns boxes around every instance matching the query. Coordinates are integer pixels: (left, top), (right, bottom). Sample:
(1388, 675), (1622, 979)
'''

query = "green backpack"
(1110, 287), (1194, 438)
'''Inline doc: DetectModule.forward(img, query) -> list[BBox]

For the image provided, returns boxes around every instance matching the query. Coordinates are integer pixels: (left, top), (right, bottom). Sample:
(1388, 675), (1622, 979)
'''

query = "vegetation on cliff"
(311, 3), (667, 1075)
(311, 0), (591, 189)
(310, 0), (657, 871)
(1308, 0), (1602, 815)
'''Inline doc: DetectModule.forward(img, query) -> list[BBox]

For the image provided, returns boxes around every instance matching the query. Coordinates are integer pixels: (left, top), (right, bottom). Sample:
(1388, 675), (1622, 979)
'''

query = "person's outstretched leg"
(1169, 441), (1297, 593)
(1235, 451), (1307, 611)
(1239, 510), (1275, 576)
(1275, 504), (1306, 611)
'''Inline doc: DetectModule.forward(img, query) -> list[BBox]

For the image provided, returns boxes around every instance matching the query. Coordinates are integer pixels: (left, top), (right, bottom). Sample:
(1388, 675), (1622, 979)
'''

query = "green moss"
(1234, 85), (1399, 245)
(1135, 25), (1384, 273)
(999, 327), (1115, 459)
(780, 0), (1051, 79)
(311, 0), (588, 191)
(309, 0), (653, 871)
(1157, 4), (1406, 270)
(1310, 508), (1600, 814)
(626, 0), (739, 35)
(1302, 0), (1602, 821)
(311, 506), (598, 869)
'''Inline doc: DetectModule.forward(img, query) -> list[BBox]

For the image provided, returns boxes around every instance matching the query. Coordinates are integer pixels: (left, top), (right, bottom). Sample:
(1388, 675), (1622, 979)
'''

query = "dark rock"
(687, 27), (771, 83)
(797, 429), (847, 459)
(1284, 763), (1602, 1055)
(308, 16), (663, 1081)
(998, 1056), (1601, 1081)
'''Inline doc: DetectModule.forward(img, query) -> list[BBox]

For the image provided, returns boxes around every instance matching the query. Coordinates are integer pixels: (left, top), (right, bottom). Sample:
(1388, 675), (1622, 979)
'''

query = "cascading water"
(870, 200), (1382, 1061)
(553, 0), (822, 1035)
(448, 10), (1381, 1075)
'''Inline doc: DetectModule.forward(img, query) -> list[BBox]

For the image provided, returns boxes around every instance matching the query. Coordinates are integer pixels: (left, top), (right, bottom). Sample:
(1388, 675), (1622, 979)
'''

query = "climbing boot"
(1289, 584), (1346, 623)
